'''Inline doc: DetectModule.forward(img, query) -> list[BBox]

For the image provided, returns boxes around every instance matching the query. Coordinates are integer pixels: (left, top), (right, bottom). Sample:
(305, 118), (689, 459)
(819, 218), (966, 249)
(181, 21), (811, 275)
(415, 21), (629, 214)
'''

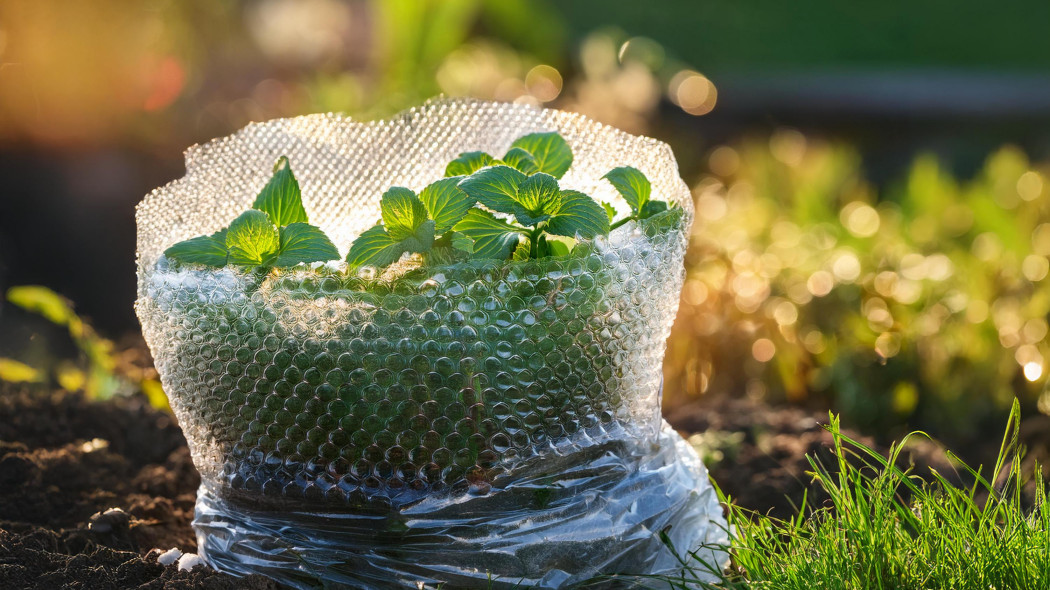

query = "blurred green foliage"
(560, 0), (1050, 72)
(0, 286), (169, 410)
(667, 134), (1050, 439)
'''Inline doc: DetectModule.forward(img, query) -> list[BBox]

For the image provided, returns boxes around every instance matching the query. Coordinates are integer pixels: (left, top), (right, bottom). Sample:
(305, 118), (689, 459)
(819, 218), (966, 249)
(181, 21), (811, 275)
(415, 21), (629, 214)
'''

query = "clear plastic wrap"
(135, 98), (728, 588)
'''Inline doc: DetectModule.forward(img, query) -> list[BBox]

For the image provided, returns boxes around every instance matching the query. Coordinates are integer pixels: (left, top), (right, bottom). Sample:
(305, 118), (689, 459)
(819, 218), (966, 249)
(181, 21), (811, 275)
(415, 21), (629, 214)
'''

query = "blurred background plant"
(1, 0), (1049, 445)
(0, 286), (168, 409)
(666, 139), (1050, 444)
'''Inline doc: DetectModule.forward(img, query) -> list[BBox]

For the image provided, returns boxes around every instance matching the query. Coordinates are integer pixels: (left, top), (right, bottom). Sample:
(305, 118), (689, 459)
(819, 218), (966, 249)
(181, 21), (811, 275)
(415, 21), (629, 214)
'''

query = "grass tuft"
(660, 398), (1050, 590)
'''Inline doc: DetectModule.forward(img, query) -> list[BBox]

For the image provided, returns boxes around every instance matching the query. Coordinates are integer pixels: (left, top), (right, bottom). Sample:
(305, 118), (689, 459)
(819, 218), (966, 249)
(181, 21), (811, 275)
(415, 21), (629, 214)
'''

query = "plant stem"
(529, 226), (544, 258)
(609, 216), (636, 231)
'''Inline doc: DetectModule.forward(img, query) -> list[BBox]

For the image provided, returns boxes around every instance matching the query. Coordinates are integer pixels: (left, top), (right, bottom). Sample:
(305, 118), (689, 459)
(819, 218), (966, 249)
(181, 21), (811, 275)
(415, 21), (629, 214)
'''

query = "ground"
(0, 383), (1012, 589)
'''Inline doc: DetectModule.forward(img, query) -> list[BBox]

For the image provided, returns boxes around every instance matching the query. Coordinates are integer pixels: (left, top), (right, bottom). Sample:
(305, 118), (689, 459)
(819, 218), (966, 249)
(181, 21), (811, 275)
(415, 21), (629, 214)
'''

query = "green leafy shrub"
(667, 136), (1050, 439)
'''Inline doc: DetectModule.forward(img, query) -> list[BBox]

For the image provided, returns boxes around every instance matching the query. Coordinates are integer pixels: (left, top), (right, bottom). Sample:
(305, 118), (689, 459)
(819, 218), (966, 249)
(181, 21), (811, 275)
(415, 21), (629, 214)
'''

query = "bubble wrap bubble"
(135, 98), (726, 589)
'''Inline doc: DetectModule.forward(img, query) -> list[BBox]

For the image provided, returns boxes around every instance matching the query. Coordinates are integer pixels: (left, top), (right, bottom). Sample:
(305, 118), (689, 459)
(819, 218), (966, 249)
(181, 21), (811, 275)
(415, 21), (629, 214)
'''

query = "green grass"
(658, 399), (1050, 589)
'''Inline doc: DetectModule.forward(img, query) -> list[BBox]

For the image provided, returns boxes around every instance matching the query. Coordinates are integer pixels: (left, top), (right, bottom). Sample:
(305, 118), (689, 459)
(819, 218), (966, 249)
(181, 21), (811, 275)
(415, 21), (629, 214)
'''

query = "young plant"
(444, 131), (574, 179)
(164, 157), (339, 268)
(344, 178), (476, 269)
(454, 166), (609, 259)
(603, 166), (673, 230)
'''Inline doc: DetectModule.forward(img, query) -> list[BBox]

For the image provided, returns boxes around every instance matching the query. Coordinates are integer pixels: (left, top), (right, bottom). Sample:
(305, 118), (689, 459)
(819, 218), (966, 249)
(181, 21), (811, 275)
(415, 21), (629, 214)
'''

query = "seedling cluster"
(164, 132), (678, 271)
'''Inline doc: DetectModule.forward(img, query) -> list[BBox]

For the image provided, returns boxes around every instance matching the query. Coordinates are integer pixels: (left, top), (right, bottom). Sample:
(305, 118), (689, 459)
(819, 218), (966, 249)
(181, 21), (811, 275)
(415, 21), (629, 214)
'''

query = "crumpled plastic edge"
(194, 421), (729, 589)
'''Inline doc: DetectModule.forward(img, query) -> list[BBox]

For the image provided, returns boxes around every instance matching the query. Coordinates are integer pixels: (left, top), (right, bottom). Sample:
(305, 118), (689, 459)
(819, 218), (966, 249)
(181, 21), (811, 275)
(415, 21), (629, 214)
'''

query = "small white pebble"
(157, 548), (182, 566)
(177, 553), (205, 571)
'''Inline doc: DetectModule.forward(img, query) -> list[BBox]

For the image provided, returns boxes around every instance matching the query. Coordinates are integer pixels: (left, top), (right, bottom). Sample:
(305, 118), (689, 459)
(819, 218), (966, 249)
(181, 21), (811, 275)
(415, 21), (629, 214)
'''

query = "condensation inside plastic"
(135, 98), (728, 588)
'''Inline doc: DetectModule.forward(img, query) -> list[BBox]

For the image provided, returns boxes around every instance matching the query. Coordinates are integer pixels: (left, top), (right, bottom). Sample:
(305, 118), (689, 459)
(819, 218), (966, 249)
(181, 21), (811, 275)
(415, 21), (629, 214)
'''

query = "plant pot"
(136, 98), (727, 589)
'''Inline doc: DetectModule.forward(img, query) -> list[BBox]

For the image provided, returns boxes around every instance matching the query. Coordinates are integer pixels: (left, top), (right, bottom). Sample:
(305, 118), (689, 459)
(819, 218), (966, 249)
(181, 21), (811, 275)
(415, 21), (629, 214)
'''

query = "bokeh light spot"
(832, 252), (862, 282)
(842, 202), (881, 237)
(1017, 171), (1044, 201)
(875, 332), (902, 359)
(1022, 254), (1049, 282)
(1024, 362), (1043, 382)
(769, 129), (807, 167)
(708, 146), (740, 177)
(806, 271), (834, 297)
(525, 65), (563, 103)
(670, 70), (717, 116)
(752, 338), (776, 362)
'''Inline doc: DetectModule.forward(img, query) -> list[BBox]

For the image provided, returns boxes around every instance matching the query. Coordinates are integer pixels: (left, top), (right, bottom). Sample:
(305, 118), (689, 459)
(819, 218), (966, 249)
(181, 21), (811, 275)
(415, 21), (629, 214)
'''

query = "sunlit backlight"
(525, 65), (562, 103)
(752, 338), (776, 362)
(1024, 362), (1043, 382)
(670, 70), (717, 116)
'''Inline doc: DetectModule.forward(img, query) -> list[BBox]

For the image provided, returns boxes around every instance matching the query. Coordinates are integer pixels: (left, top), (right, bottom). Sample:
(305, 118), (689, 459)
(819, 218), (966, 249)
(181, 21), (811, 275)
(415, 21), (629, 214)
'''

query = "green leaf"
(226, 210), (280, 265)
(511, 132), (573, 178)
(501, 147), (539, 175)
(451, 231), (474, 253)
(400, 219), (436, 254)
(456, 165), (527, 213)
(381, 187), (429, 241)
(426, 245), (466, 266)
(545, 235), (574, 257)
(602, 166), (651, 215)
(638, 206), (685, 234)
(640, 199), (668, 218)
(419, 177), (476, 234)
(512, 238), (531, 261)
(445, 151), (495, 177)
(273, 223), (340, 267)
(510, 172), (561, 226)
(453, 209), (525, 259)
(345, 225), (405, 269)
(602, 201), (617, 223)
(545, 190), (611, 239)
(253, 156), (309, 226)
(164, 231), (228, 267)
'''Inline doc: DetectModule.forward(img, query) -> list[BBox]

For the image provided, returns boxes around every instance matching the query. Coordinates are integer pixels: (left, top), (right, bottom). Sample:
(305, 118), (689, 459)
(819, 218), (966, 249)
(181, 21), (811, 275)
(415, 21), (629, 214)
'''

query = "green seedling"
(163, 132), (679, 274)
(349, 131), (678, 268)
(165, 157), (340, 268)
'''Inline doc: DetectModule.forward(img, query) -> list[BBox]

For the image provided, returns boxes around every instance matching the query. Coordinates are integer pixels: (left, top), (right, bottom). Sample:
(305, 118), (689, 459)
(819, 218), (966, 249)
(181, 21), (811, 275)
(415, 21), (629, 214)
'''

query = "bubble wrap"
(135, 98), (727, 588)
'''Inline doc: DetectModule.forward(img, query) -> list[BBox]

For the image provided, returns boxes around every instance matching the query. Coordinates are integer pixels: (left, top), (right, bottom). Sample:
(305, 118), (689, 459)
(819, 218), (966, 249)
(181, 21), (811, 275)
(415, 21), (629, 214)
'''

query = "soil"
(0, 383), (281, 590)
(666, 396), (963, 518)
(0, 381), (1038, 589)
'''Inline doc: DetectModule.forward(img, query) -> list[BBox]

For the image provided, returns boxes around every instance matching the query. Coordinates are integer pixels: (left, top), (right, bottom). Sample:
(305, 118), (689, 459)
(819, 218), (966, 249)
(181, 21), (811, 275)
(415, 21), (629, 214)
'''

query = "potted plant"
(137, 99), (725, 589)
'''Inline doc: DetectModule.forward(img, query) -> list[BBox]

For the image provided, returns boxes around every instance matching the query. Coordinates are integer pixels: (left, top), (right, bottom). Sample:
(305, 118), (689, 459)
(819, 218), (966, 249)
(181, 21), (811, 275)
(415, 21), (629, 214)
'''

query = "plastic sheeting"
(136, 98), (728, 588)
(195, 422), (726, 589)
